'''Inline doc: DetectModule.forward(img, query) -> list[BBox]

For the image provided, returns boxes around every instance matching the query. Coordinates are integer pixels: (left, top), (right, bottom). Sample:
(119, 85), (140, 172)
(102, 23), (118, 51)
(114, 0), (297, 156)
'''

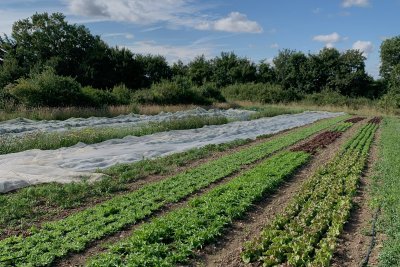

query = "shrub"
(301, 89), (374, 109)
(193, 82), (225, 103)
(221, 83), (295, 103)
(8, 68), (82, 107)
(81, 86), (118, 107)
(112, 84), (132, 105)
(378, 88), (400, 110)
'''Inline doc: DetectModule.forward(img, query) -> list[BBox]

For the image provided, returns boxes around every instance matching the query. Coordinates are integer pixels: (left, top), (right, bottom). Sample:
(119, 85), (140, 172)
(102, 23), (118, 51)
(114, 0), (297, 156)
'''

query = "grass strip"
(86, 151), (310, 267)
(0, 116), (229, 155)
(371, 117), (400, 266)
(0, 116), (346, 266)
(242, 121), (378, 266)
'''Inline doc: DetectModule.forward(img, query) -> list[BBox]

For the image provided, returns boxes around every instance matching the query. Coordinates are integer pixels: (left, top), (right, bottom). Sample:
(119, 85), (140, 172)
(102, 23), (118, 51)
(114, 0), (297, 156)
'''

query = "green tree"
(380, 36), (400, 81)
(256, 60), (276, 83)
(211, 52), (257, 87)
(188, 55), (212, 86)
(135, 54), (172, 87)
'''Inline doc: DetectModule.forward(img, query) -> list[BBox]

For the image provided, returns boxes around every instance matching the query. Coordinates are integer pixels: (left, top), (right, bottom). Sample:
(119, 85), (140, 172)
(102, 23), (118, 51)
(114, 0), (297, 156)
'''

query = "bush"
(193, 83), (225, 103)
(378, 89), (400, 110)
(301, 89), (374, 109)
(112, 84), (132, 105)
(132, 79), (214, 105)
(81, 86), (118, 107)
(8, 68), (82, 107)
(221, 83), (295, 103)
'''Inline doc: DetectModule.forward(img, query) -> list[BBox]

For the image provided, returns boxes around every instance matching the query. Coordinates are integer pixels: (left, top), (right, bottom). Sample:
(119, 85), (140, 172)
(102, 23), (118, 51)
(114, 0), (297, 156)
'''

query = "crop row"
(0, 116), (346, 266)
(242, 121), (379, 266)
(86, 151), (310, 266)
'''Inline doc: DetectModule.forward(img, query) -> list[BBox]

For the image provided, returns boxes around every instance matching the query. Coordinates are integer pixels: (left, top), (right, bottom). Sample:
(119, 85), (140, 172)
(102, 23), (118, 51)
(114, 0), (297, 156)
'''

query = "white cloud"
(67, 0), (262, 33)
(195, 12), (262, 33)
(352, 40), (373, 57)
(313, 32), (342, 48)
(270, 43), (279, 49)
(68, 0), (193, 25)
(124, 40), (214, 63)
(102, 33), (134, 39)
(342, 0), (369, 8)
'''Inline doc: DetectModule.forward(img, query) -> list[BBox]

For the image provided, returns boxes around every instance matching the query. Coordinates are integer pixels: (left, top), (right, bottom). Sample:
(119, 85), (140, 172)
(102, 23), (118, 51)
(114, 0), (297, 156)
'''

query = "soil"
(192, 120), (366, 267)
(331, 121), (381, 267)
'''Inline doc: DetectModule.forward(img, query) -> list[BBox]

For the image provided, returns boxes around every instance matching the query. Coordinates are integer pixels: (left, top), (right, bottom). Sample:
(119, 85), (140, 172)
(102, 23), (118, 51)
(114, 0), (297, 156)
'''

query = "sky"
(0, 0), (399, 78)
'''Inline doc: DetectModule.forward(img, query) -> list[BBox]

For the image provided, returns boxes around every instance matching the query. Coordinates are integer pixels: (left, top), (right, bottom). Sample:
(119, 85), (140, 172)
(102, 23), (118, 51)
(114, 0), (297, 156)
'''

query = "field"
(0, 106), (399, 267)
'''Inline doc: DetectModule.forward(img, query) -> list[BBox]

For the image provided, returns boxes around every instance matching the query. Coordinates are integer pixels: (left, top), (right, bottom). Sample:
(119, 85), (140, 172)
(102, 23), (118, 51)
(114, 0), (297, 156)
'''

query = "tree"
(273, 49), (308, 93)
(188, 55), (212, 86)
(380, 36), (400, 81)
(135, 54), (172, 87)
(256, 60), (276, 83)
(211, 52), (257, 87)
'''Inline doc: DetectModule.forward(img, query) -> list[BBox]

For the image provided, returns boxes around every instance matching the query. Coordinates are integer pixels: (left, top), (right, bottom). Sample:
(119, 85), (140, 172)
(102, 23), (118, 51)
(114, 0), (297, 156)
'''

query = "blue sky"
(1, 0), (399, 78)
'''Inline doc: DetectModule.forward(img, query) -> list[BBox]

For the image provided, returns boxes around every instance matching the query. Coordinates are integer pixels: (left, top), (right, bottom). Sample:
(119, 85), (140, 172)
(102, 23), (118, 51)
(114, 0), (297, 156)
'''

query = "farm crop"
(371, 117), (400, 266)
(0, 116), (345, 266)
(85, 117), (358, 266)
(242, 120), (379, 266)
(86, 151), (311, 266)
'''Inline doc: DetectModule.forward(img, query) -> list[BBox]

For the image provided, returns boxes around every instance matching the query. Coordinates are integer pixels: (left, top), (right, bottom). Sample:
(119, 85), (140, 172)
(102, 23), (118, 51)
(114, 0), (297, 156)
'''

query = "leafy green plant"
(87, 151), (310, 266)
(241, 122), (379, 266)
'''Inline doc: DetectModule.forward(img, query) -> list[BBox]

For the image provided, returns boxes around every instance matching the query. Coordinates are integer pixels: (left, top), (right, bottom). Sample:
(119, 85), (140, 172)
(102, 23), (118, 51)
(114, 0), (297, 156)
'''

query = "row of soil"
(0, 116), (347, 266)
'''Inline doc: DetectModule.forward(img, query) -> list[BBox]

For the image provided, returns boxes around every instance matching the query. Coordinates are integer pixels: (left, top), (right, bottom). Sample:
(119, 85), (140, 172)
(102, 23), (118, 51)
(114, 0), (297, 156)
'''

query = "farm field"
(0, 108), (399, 267)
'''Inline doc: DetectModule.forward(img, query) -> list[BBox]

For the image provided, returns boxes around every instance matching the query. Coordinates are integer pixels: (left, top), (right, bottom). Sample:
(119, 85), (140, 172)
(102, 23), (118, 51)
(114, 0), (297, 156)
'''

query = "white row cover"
(0, 107), (256, 135)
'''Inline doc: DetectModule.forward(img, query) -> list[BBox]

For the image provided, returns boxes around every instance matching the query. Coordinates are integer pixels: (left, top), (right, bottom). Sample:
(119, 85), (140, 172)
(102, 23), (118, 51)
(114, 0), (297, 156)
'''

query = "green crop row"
(329, 121), (353, 132)
(241, 122), (378, 266)
(86, 151), (310, 266)
(371, 117), (400, 266)
(0, 116), (345, 266)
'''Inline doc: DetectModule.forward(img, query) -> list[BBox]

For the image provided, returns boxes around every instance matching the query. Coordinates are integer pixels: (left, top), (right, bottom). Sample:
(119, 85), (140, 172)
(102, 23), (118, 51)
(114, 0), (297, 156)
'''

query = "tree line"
(0, 12), (399, 109)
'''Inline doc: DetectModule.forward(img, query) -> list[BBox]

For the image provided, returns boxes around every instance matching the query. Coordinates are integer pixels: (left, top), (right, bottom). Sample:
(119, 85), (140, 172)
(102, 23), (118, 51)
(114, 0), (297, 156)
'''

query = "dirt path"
(331, 124), (381, 267)
(193, 121), (365, 267)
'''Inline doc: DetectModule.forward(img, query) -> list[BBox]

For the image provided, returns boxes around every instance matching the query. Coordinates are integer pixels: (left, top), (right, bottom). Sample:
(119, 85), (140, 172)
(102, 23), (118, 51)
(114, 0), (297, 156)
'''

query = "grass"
(0, 116), (229, 154)
(371, 117), (400, 266)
